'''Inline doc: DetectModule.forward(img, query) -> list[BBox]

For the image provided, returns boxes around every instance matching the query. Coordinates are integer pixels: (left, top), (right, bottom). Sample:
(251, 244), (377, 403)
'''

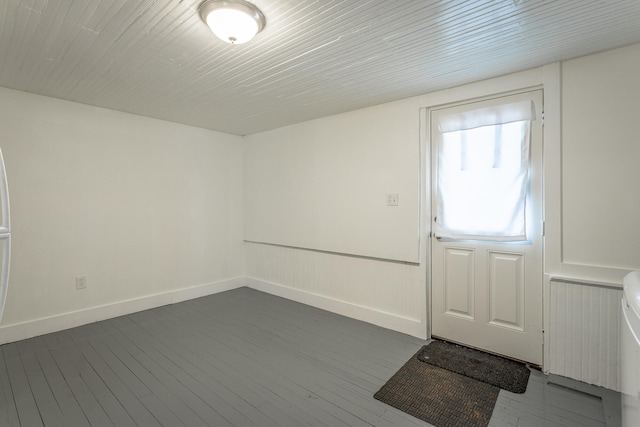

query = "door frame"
(420, 64), (562, 373)
(429, 89), (543, 364)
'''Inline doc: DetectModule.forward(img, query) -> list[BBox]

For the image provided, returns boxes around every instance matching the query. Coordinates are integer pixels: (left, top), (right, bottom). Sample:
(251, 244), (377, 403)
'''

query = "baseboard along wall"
(0, 277), (245, 345)
(245, 277), (425, 339)
(0, 275), (426, 345)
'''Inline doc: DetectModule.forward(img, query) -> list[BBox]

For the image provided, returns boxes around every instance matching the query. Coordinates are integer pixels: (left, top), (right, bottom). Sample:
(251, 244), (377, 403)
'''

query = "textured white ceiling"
(1, 0), (640, 135)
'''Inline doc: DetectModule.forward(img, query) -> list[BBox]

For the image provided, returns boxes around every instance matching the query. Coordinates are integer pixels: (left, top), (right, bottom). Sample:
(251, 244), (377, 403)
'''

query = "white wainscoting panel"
(244, 242), (427, 339)
(549, 279), (622, 391)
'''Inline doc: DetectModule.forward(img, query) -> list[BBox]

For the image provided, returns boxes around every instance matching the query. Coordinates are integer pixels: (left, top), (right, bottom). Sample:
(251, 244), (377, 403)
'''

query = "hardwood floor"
(0, 287), (618, 426)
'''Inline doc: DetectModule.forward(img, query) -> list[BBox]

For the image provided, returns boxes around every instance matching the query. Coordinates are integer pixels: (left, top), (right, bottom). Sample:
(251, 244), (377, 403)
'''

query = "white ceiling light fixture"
(199, 0), (266, 44)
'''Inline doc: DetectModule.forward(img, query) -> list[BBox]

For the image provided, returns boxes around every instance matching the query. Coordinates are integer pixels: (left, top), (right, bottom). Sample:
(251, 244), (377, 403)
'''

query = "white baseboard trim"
(0, 276), (425, 345)
(0, 277), (246, 345)
(246, 277), (426, 339)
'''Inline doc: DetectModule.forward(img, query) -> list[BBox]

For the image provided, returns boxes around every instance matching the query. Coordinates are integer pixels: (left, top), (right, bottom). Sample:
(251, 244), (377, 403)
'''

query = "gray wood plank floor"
(0, 287), (617, 426)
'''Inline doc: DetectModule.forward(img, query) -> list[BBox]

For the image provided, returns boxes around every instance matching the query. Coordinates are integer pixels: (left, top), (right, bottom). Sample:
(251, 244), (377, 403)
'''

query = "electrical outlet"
(386, 193), (399, 206)
(76, 276), (87, 290)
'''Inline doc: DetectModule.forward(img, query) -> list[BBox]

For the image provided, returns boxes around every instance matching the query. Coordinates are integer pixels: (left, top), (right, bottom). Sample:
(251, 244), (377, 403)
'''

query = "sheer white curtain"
(435, 100), (535, 241)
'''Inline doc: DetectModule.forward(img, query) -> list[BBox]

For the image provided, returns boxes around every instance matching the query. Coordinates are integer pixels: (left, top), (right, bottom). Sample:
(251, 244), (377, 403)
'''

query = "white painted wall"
(0, 87), (245, 341)
(244, 102), (422, 263)
(242, 94), (429, 335)
(549, 43), (640, 284)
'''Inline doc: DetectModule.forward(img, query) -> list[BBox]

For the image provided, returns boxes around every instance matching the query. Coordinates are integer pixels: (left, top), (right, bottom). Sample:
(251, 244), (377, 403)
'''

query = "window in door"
(435, 100), (536, 242)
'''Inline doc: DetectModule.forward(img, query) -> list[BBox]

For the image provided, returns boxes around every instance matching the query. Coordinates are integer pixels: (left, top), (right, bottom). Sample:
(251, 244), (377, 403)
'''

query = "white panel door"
(430, 90), (543, 365)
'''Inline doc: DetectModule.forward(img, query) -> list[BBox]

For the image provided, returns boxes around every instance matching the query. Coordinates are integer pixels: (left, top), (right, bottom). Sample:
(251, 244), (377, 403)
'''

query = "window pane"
(436, 121), (530, 241)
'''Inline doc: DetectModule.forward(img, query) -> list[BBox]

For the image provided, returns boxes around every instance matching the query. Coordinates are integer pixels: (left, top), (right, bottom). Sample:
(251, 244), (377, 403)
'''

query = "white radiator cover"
(549, 279), (622, 391)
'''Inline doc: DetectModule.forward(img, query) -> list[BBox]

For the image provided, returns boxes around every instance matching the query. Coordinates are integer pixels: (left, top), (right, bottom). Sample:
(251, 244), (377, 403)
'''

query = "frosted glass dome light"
(199, 0), (266, 44)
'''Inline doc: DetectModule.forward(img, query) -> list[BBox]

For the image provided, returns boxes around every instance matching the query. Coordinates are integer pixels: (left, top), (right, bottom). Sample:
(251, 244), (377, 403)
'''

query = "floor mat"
(374, 348), (499, 427)
(417, 340), (530, 394)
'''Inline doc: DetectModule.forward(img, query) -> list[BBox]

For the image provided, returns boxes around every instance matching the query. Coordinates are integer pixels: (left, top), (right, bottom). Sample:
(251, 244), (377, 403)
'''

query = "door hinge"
(542, 221), (545, 236)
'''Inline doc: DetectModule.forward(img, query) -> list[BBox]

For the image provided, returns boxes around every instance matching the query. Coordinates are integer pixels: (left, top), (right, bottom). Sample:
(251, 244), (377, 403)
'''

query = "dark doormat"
(374, 348), (499, 427)
(417, 340), (530, 394)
